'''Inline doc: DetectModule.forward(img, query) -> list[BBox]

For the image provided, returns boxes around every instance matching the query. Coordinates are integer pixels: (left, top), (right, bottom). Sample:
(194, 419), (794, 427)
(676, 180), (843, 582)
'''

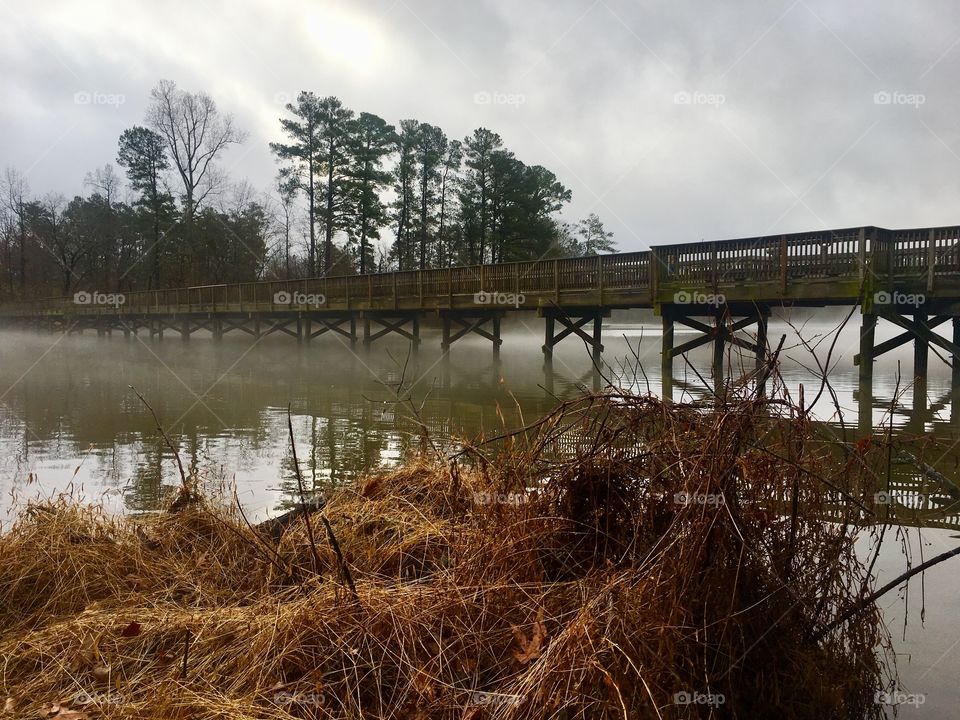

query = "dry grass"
(0, 390), (899, 719)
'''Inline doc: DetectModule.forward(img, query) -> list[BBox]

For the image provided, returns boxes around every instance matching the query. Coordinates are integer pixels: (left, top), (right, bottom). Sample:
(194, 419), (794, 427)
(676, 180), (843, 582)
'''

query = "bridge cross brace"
(440, 310), (504, 356)
(541, 307), (609, 364)
(660, 304), (769, 398)
(857, 308), (960, 429)
(306, 313), (358, 346)
(362, 312), (422, 348)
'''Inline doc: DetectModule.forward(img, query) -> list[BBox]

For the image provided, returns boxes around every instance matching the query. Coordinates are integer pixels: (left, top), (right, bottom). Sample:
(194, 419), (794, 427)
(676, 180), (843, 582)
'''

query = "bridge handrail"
(2, 223), (959, 314)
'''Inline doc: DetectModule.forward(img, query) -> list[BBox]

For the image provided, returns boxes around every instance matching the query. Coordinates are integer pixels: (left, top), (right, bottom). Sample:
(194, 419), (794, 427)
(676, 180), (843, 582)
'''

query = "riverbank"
(0, 391), (909, 718)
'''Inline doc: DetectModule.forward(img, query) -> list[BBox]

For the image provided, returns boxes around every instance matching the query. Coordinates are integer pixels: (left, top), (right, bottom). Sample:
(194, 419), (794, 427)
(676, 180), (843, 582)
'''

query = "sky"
(2, 0), (960, 252)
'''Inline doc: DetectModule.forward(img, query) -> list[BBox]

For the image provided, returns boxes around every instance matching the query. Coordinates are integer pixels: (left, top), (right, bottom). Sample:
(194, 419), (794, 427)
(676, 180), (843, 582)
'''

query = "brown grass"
(0, 390), (898, 719)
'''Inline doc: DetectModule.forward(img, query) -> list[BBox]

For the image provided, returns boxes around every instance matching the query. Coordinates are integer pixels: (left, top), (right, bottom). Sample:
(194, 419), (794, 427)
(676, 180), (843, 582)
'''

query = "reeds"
(0, 388), (907, 719)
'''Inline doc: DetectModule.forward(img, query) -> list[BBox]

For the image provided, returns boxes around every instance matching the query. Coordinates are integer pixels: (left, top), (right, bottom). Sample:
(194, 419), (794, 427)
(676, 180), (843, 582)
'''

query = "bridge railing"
(6, 224), (960, 316)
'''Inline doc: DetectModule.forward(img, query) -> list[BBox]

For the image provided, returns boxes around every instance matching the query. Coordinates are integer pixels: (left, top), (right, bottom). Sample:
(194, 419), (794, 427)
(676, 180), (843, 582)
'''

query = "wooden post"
(756, 311), (768, 396)
(914, 313), (928, 378)
(928, 228), (937, 294)
(492, 314), (501, 359)
(597, 255), (604, 305)
(661, 313), (674, 400)
(952, 317), (960, 423)
(592, 312), (602, 366)
(857, 227), (866, 283)
(755, 312), (768, 369)
(412, 314), (421, 351)
(859, 313), (876, 386)
(441, 315), (451, 353)
(779, 235), (787, 294)
(543, 313), (555, 358)
(713, 311), (725, 395)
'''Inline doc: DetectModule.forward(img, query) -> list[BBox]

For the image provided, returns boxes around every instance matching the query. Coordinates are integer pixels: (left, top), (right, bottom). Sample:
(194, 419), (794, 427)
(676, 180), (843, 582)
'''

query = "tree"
(390, 120), (420, 270)
(316, 96), (354, 275)
(346, 112), (395, 274)
(117, 126), (170, 287)
(414, 124), (446, 269)
(1, 168), (29, 290)
(576, 213), (615, 254)
(146, 80), (244, 246)
(270, 92), (322, 276)
(33, 195), (90, 294)
(437, 139), (462, 267)
(275, 176), (297, 279)
(460, 128), (503, 264)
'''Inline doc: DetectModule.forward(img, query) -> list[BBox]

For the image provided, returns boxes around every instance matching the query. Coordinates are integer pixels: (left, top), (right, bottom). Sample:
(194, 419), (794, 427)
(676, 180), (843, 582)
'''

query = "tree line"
(0, 81), (613, 298)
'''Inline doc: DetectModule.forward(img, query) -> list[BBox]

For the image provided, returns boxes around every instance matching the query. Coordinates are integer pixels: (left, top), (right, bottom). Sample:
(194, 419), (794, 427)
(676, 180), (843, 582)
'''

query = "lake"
(1, 308), (958, 717)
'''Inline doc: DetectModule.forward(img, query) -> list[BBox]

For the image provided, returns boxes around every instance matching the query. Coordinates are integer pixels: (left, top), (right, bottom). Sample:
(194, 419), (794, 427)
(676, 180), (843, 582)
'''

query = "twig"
(815, 544), (960, 640)
(181, 628), (191, 679)
(321, 514), (359, 602)
(286, 404), (322, 573)
(130, 385), (187, 487)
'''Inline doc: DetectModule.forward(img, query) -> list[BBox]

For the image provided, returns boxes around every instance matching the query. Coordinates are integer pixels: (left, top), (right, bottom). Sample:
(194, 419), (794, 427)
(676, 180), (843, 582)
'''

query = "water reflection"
(2, 314), (960, 527)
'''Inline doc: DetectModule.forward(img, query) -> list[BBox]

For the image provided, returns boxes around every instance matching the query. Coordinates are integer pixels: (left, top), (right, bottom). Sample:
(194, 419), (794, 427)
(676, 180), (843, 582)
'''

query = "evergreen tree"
(270, 92), (323, 276)
(346, 112), (395, 274)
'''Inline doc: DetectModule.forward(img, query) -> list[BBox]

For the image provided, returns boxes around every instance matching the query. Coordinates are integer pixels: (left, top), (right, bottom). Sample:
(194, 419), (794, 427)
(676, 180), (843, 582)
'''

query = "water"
(1, 308), (958, 716)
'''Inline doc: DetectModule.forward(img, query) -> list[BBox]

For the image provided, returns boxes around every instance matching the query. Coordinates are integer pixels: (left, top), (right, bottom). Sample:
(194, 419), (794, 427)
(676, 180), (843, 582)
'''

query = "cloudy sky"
(2, 0), (959, 251)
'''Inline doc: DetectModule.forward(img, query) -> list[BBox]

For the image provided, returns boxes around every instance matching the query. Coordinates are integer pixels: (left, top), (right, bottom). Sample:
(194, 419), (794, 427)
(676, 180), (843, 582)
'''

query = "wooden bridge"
(2, 223), (959, 400)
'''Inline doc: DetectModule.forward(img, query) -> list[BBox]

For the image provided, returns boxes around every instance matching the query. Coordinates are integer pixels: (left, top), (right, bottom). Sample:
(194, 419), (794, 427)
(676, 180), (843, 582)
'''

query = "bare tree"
(146, 79), (245, 242)
(83, 164), (122, 206)
(1, 168), (29, 290)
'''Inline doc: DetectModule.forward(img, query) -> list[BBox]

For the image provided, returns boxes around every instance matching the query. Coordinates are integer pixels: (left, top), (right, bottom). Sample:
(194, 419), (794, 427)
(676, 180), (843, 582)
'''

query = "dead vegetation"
(0, 386), (921, 719)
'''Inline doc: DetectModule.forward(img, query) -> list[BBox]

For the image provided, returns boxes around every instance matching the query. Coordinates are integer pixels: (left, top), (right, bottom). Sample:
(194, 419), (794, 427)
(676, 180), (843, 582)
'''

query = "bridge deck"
(0, 224), (957, 318)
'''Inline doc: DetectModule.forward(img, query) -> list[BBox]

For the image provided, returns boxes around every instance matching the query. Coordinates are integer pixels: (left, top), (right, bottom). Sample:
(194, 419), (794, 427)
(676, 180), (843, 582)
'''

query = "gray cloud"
(2, 0), (960, 250)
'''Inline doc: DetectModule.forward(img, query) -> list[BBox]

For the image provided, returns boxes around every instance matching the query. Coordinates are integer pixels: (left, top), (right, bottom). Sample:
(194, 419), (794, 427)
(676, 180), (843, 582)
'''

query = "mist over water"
(1, 308), (957, 522)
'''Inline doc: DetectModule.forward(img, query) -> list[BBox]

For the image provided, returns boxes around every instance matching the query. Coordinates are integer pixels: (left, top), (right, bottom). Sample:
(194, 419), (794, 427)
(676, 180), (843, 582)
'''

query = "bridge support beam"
(440, 310), (503, 356)
(305, 313), (358, 346)
(661, 315), (674, 400)
(659, 304), (770, 399)
(540, 307), (606, 364)
(260, 314), (302, 340)
(362, 312), (421, 350)
(853, 307), (960, 428)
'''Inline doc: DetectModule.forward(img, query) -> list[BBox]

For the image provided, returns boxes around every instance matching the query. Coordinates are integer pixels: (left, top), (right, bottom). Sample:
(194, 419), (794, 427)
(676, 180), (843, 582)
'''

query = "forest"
(0, 81), (614, 299)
